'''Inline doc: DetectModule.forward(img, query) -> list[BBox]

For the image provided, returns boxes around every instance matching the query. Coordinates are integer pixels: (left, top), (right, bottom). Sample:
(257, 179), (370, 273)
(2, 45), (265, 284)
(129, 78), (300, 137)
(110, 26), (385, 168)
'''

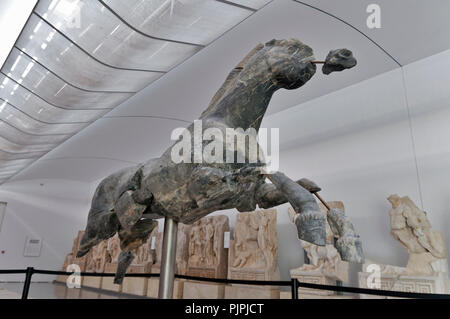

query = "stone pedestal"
(279, 291), (355, 299)
(293, 273), (336, 297)
(101, 263), (121, 292)
(358, 271), (450, 299)
(147, 277), (159, 298)
(65, 287), (81, 299)
(183, 281), (225, 299)
(80, 289), (99, 299)
(55, 275), (68, 284)
(224, 284), (279, 299)
(82, 276), (102, 289)
(53, 283), (67, 299)
(121, 265), (149, 296)
(147, 278), (184, 299)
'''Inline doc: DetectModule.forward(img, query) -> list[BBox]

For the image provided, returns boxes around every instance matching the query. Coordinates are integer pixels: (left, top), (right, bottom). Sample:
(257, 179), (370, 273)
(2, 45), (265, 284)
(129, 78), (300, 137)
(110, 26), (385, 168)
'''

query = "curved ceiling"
(2, 0), (450, 185)
(0, 0), (270, 184)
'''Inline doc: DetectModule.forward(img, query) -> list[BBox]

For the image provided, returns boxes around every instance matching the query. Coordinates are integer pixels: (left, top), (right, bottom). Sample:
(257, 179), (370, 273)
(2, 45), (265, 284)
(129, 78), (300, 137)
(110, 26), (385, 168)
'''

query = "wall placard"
(224, 231), (230, 248)
(23, 237), (43, 257)
(0, 202), (6, 232)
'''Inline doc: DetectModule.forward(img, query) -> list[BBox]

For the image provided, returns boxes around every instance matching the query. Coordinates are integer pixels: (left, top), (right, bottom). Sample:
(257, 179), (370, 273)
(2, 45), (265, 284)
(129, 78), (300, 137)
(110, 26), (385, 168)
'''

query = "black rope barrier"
(1, 268), (450, 299)
(33, 269), (161, 278)
(174, 273), (291, 286)
(0, 269), (26, 274)
(295, 280), (450, 299)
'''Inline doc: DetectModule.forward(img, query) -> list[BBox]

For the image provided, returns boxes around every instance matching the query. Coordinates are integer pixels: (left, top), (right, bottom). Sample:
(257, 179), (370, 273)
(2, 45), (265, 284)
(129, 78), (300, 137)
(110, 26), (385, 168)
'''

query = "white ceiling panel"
(107, 0), (398, 121)
(297, 0), (450, 66)
(10, 117), (188, 182)
(3, 0), (450, 184)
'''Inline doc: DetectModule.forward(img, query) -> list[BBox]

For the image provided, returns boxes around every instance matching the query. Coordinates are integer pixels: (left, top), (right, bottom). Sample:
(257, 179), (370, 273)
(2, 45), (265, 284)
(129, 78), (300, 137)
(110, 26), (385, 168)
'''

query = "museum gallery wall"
(55, 195), (449, 299)
(0, 0), (448, 301)
(0, 47), (449, 297)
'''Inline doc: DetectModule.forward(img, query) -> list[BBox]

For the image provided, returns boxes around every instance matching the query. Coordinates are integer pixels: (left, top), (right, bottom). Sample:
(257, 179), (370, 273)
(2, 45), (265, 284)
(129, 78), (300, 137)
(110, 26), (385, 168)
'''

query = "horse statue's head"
(262, 38), (357, 89)
(201, 38), (357, 129)
(262, 38), (318, 90)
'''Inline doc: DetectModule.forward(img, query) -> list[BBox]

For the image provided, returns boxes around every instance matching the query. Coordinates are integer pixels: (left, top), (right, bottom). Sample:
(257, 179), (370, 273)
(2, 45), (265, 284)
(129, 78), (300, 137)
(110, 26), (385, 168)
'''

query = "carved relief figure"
(187, 215), (229, 278)
(229, 209), (279, 281)
(176, 223), (192, 275)
(106, 234), (121, 264)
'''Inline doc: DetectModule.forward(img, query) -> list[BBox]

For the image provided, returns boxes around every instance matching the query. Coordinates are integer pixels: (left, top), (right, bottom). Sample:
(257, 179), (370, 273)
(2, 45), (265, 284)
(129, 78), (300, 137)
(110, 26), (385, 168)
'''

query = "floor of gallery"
(0, 282), (151, 299)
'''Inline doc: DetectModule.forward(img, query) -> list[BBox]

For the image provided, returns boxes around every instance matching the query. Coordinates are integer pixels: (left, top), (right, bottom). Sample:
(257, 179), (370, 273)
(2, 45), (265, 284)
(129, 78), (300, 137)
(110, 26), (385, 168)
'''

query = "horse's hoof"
(294, 210), (326, 246)
(336, 236), (365, 263)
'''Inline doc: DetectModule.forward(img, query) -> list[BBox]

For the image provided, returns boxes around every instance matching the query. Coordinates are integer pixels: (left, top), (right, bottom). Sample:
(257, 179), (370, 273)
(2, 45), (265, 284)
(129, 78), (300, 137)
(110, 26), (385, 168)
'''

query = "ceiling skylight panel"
(0, 149), (46, 161)
(0, 135), (54, 154)
(0, 99), (88, 135)
(0, 74), (105, 123)
(102, 0), (252, 45)
(17, 14), (163, 92)
(224, 0), (272, 10)
(2, 49), (132, 110)
(36, 0), (201, 72)
(0, 121), (69, 145)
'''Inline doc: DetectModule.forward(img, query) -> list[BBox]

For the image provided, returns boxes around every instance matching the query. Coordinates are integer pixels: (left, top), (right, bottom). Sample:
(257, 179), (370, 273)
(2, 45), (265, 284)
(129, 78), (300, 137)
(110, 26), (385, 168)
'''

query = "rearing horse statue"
(77, 39), (364, 283)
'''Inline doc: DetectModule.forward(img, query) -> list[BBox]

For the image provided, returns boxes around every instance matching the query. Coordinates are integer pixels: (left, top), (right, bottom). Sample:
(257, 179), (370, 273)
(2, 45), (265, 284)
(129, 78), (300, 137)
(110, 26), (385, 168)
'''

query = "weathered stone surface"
(224, 284), (280, 299)
(358, 195), (449, 297)
(322, 49), (357, 75)
(187, 215), (229, 279)
(182, 281), (225, 299)
(176, 224), (192, 275)
(289, 202), (351, 298)
(388, 195), (448, 275)
(78, 39), (361, 281)
(228, 209), (279, 281)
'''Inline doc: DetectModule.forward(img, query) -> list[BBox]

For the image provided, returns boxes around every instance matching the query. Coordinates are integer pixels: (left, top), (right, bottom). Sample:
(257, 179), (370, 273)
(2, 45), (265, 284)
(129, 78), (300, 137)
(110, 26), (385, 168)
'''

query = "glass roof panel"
(0, 74), (107, 123)
(0, 121), (68, 145)
(0, 149), (45, 161)
(2, 48), (132, 110)
(0, 0), (266, 183)
(16, 14), (163, 92)
(103, 0), (252, 45)
(0, 135), (53, 154)
(36, 0), (201, 72)
(225, 0), (272, 10)
(0, 98), (88, 135)
(0, 158), (35, 170)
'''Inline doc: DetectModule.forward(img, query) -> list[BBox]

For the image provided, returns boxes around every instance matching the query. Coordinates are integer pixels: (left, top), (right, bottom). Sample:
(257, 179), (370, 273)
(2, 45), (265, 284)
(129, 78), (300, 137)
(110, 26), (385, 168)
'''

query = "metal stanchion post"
(158, 217), (179, 299)
(291, 278), (299, 300)
(21, 267), (34, 299)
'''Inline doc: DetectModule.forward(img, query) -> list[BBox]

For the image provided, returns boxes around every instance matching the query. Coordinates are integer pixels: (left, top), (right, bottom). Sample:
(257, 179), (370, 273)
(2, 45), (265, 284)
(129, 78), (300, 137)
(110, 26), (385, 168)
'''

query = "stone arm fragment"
(327, 208), (364, 263)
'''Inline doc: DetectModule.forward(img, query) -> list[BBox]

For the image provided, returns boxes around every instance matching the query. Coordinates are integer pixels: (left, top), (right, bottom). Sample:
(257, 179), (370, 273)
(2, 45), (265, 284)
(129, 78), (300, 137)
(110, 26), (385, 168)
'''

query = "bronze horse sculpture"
(77, 39), (364, 283)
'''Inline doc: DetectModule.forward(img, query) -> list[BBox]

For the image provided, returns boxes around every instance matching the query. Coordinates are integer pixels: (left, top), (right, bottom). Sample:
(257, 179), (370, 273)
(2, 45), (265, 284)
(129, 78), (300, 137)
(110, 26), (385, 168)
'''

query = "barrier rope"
(1, 268), (450, 299)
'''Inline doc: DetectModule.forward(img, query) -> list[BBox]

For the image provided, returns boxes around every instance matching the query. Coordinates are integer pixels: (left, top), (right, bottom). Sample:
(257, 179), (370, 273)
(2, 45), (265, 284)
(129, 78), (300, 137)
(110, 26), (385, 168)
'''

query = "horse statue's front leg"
(255, 172), (364, 263)
(258, 172), (326, 246)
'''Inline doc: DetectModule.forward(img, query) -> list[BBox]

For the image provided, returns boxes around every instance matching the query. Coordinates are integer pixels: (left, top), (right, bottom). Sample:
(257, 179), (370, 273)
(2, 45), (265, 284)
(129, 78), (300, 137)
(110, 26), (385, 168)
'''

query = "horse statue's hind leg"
(114, 218), (158, 284)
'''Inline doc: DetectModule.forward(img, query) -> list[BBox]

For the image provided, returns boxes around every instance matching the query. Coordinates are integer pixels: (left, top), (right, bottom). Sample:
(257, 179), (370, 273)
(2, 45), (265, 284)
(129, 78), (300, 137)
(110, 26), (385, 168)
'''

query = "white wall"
(258, 48), (450, 281)
(0, 179), (95, 281)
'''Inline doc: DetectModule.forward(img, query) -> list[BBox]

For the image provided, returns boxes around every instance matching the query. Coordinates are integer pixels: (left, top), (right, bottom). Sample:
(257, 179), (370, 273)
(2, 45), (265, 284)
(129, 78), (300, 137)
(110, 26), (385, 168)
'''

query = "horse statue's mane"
(200, 43), (264, 119)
